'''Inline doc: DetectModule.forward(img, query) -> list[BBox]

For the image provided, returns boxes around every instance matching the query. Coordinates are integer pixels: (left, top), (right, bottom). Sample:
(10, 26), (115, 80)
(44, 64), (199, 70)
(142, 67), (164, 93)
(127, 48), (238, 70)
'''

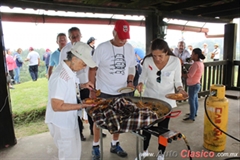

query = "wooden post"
(0, 15), (17, 149)
(222, 23), (237, 90)
(145, 13), (158, 53)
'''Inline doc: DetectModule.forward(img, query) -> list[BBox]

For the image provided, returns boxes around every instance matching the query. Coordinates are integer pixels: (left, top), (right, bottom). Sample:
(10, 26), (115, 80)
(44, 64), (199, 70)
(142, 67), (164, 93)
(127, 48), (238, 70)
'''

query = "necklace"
(111, 43), (125, 58)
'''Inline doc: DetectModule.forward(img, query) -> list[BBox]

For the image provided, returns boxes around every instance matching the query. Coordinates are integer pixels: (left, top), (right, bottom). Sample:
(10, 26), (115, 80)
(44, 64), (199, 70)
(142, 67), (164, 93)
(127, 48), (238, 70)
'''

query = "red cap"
(114, 20), (130, 40)
(29, 47), (34, 51)
(46, 49), (50, 52)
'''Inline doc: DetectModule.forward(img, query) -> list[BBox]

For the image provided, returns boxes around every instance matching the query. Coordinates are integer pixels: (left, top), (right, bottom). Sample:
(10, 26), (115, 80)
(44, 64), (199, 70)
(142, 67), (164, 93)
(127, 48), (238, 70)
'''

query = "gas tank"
(203, 85), (229, 152)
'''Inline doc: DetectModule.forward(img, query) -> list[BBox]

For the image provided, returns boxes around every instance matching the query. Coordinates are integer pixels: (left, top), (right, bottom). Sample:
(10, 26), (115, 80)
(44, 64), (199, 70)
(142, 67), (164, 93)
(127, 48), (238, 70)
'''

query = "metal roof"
(0, 0), (239, 23)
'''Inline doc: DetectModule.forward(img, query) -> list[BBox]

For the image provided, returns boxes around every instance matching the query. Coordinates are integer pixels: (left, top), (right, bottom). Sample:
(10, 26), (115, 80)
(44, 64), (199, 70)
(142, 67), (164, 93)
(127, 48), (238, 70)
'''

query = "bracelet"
(127, 80), (133, 83)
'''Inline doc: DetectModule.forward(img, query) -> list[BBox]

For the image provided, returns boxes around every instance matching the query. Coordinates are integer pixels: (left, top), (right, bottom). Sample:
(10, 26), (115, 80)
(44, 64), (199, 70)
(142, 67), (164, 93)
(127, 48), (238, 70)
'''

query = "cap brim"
(118, 34), (130, 40)
(73, 53), (96, 68)
(83, 59), (97, 68)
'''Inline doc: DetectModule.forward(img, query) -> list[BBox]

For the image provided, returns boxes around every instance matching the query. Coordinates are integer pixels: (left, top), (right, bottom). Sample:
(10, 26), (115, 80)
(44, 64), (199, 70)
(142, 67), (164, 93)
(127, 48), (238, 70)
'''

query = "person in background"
(202, 43), (208, 59)
(48, 33), (67, 78)
(89, 20), (136, 160)
(43, 49), (51, 76)
(87, 37), (96, 55)
(14, 48), (23, 84)
(210, 44), (220, 61)
(173, 41), (191, 63)
(187, 45), (193, 54)
(182, 48), (205, 122)
(136, 38), (188, 160)
(25, 47), (40, 81)
(45, 41), (97, 160)
(173, 41), (191, 87)
(6, 49), (17, 87)
(86, 36), (106, 137)
(129, 47), (145, 96)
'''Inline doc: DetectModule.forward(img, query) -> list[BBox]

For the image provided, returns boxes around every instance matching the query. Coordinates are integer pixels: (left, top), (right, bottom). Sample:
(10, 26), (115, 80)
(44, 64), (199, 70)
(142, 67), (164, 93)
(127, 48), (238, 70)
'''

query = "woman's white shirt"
(45, 61), (78, 129)
(139, 56), (182, 108)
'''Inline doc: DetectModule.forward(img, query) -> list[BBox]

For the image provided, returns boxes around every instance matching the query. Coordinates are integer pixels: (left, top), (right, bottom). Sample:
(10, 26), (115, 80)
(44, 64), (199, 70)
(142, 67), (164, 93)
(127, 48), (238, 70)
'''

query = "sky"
(1, 14), (239, 53)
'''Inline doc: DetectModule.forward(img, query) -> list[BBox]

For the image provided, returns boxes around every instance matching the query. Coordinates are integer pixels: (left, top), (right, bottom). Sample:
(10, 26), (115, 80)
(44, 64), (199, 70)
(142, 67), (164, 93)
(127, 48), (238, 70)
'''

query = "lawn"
(10, 78), (48, 114)
(9, 78), (49, 138)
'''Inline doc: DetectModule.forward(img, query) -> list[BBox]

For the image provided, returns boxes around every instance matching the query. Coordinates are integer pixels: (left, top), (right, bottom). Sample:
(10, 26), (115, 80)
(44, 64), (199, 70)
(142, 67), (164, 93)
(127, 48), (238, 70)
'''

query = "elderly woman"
(45, 42), (96, 160)
(136, 38), (188, 160)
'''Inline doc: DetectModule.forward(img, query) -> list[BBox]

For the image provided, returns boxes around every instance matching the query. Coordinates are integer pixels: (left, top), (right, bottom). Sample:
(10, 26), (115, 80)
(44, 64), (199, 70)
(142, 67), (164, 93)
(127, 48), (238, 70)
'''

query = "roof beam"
(162, 12), (231, 23)
(162, 0), (219, 12)
(0, 0), (152, 15)
(203, 9), (240, 18)
(128, 0), (165, 8)
(183, 1), (240, 16)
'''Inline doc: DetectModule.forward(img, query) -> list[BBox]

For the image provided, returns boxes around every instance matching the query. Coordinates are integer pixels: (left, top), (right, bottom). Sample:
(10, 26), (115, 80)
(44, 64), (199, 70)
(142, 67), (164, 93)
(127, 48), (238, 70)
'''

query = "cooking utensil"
(139, 91), (142, 102)
(91, 87), (101, 97)
(123, 97), (173, 128)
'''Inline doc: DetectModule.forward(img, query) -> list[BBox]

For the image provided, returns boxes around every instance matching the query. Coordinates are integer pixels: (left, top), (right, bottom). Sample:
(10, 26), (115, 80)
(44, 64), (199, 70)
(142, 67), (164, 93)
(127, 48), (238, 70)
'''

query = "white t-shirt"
(93, 41), (136, 95)
(59, 42), (88, 83)
(45, 61), (78, 129)
(139, 56), (183, 108)
(212, 48), (220, 59)
(27, 51), (40, 66)
(59, 42), (71, 62)
(173, 48), (191, 63)
(202, 48), (208, 56)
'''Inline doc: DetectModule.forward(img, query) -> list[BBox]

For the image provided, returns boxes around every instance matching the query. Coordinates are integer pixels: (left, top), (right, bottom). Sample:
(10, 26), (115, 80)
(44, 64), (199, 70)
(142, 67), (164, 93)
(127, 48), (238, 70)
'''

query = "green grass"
(14, 117), (48, 138)
(9, 78), (49, 138)
(10, 78), (48, 114)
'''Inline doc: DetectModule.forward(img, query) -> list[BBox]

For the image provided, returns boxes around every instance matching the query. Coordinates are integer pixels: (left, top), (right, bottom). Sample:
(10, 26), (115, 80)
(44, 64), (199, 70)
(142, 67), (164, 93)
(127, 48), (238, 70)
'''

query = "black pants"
(29, 65), (38, 81)
(143, 116), (171, 153)
(9, 70), (14, 84)
(78, 89), (90, 135)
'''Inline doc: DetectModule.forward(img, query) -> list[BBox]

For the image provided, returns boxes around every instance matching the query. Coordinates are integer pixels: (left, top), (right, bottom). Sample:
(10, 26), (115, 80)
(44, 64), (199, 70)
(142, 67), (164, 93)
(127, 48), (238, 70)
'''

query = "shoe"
(92, 145), (100, 160)
(9, 86), (15, 89)
(134, 150), (148, 160)
(110, 142), (127, 157)
(185, 113), (197, 117)
(81, 134), (86, 141)
(182, 117), (195, 123)
(157, 154), (165, 160)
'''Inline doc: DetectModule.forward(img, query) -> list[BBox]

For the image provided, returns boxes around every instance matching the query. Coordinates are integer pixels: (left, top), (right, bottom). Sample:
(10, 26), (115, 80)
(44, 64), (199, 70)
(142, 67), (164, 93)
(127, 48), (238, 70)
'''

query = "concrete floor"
(0, 91), (239, 160)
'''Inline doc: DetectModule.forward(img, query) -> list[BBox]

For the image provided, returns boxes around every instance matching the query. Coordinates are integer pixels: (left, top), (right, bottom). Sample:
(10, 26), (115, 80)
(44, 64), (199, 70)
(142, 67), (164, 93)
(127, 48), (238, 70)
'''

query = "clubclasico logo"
(139, 150), (178, 158)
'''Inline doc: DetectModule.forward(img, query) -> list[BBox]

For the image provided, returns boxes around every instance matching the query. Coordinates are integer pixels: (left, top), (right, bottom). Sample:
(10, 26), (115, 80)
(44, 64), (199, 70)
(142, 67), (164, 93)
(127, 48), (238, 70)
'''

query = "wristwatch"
(127, 80), (133, 83)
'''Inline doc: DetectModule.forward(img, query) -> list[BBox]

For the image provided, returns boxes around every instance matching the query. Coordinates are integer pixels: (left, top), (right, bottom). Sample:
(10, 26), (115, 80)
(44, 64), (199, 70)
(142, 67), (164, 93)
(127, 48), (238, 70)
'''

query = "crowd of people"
(4, 19), (220, 160)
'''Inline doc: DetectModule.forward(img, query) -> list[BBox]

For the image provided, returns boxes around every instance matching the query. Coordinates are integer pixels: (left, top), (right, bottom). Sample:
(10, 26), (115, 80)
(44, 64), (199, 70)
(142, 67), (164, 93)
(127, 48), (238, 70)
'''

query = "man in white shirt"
(173, 41), (191, 63)
(25, 47), (40, 81)
(202, 43), (208, 61)
(211, 44), (220, 61)
(89, 19), (136, 160)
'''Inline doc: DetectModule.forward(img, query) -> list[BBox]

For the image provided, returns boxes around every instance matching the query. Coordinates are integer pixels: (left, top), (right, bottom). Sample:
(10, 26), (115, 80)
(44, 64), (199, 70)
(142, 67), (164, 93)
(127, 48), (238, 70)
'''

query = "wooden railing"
(184, 60), (240, 98)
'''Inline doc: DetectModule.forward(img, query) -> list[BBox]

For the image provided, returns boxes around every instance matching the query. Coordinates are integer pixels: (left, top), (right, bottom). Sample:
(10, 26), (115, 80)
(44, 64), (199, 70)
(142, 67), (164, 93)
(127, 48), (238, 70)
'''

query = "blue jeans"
(14, 67), (21, 83)
(188, 83), (200, 120)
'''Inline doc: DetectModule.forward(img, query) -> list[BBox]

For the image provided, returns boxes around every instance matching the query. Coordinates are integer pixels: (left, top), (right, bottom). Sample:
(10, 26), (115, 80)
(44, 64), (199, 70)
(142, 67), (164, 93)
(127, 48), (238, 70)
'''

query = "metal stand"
(98, 126), (181, 160)
(100, 128), (103, 160)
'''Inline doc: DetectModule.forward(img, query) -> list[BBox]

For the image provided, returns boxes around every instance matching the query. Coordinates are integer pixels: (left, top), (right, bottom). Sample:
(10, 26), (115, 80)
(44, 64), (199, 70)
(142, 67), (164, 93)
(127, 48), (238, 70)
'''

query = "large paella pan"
(85, 97), (174, 134)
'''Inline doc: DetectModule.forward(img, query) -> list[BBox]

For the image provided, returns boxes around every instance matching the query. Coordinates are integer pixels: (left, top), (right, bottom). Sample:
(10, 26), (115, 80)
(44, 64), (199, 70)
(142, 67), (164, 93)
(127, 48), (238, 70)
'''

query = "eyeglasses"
(70, 34), (82, 40)
(156, 70), (161, 83)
